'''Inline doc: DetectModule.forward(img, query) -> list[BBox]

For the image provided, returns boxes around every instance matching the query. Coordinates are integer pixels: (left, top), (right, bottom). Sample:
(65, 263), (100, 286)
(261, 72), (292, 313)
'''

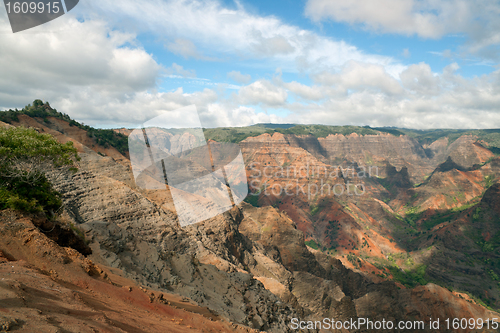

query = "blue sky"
(1, 0), (500, 129)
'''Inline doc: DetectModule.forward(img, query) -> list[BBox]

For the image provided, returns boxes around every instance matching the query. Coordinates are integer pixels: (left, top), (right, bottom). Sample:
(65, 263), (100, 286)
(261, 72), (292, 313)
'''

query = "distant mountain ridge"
(4, 101), (500, 151)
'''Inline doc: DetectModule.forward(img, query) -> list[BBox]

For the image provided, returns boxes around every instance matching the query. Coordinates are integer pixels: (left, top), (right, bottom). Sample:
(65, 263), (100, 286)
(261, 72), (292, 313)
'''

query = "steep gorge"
(1, 112), (500, 332)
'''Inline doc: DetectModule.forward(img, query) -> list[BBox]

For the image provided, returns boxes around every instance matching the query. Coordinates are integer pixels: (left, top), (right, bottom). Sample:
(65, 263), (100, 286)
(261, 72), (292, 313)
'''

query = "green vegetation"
(421, 200), (480, 230)
(404, 204), (422, 227)
(472, 207), (482, 222)
(203, 124), (403, 143)
(0, 99), (68, 123)
(86, 127), (128, 154)
(476, 231), (500, 253)
(305, 239), (321, 250)
(310, 204), (321, 216)
(68, 221), (89, 245)
(272, 124), (381, 137)
(325, 220), (340, 248)
(203, 126), (272, 143)
(376, 177), (398, 196)
(244, 193), (260, 207)
(0, 100), (128, 155)
(309, 197), (332, 217)
(347, 253), (361, 268)
(0, 126), (78, 216)
(5, 101), (500, 157)
(387, 264), (428, 288)
(484, 175), (496, 189)
(4, 102), (500, 156)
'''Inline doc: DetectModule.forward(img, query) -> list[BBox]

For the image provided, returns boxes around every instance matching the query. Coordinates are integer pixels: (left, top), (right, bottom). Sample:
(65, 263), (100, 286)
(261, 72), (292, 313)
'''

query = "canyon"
(1, 107), (500, 332)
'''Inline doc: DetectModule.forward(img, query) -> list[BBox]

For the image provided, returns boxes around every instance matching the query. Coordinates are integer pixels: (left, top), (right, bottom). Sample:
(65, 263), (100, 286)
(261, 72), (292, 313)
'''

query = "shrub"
(305, 239), (320, 250)
(0, 126), (78, 216)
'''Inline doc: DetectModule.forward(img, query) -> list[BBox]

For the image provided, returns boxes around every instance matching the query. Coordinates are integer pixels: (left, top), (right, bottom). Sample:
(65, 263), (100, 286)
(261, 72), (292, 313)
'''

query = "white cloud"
(77, 63), (500, 129)
(251, 32), (295, 56)
(82, 0), (402, 73)
(304, 0), (467, 38)
(442, 49), (453, 58)
(0, 20), (158, 91)
(200, 104), (280, 127)
(165, 63), (196, 78)
(238, 80), (288, 106)
(0, 13), (222, 127)
(55, 87), (222, 127)
(0, 8), (274, 129)
(312, 61), (404, 96)
(305, 0), (500, 59)
(400, 62), (440, 95)
(281, 64), (500, 129)
(166, 38), (204, 59)
(283, 81), (324, 100)
(0, 13), (161, 106)
(227, 71), (251, 84)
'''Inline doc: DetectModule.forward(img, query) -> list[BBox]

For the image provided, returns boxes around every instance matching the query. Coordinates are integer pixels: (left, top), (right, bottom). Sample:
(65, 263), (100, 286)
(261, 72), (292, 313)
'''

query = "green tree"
(0, 126), (78, 216)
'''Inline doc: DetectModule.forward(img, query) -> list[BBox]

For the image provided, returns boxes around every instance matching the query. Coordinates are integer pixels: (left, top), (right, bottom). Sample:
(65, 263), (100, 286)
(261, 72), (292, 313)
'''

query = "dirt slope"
(0, 210), (257, 333)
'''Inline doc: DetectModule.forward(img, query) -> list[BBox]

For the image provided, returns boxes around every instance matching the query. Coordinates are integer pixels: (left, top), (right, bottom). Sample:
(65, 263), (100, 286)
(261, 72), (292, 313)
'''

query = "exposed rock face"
(0, 120), (12, 128)
(409, 156), (500, 214)
(240, 132), (436, 183)
(436, 156), (468, 172)
(317, 133), (432, 178)
(15, 114), (129, 161)
(447, 136), (494, 169)
(384, 164), (412, 188)
(239, 203), (325, 276)
(45, 149), (499, 332)
(240, 132), (495, 184)
(48, 151), (300, 332)
(396, 180), (500, 311)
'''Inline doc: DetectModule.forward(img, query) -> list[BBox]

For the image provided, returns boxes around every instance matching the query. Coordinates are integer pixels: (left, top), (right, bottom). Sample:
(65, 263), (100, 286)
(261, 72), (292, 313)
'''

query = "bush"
(0, 126), (78, 216)
(305, 239), (320, 250)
